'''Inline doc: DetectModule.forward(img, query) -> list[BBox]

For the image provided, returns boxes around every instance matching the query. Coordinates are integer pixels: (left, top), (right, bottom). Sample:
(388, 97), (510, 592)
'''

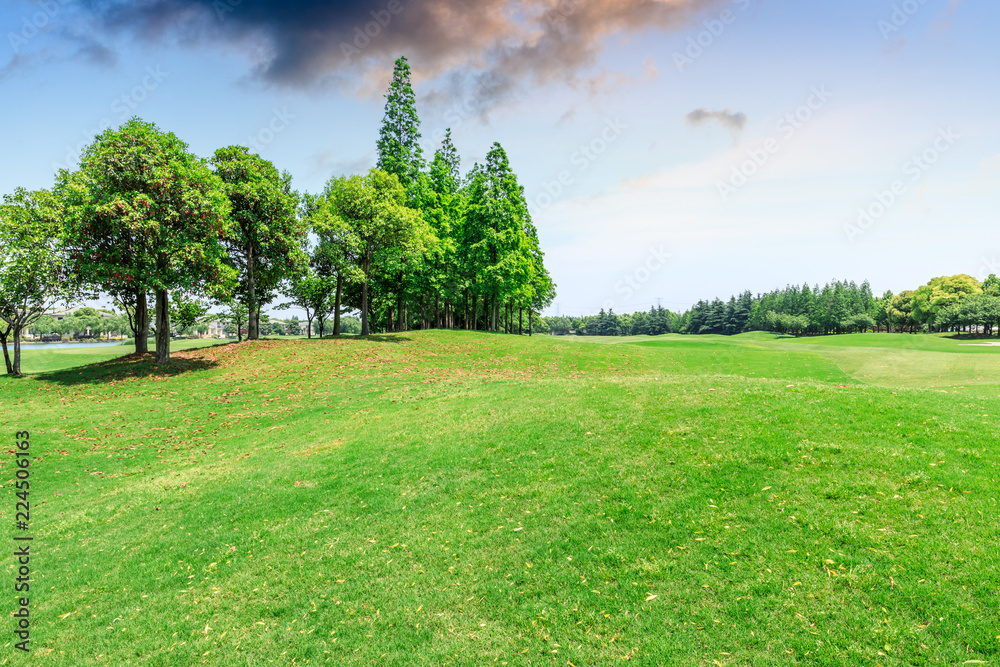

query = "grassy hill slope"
(1, 331), (997, 665)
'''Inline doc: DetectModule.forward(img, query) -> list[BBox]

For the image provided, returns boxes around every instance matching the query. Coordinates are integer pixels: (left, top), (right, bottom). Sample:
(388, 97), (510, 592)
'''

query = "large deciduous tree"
(324, 170), (430, 336)
(58, 118), (234, 364)
(0, 188), (71, 375)
(306, 193), (363, 336)
(212, 146), (306, 341)
(911, 274), (982, 329)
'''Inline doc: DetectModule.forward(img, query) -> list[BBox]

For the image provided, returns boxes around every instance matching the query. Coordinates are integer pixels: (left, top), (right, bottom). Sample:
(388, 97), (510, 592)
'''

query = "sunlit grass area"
(1, 330), (998, 665)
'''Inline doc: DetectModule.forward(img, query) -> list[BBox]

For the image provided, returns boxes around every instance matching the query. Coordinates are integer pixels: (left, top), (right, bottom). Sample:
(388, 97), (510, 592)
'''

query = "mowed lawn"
(1, 330), (998, 665)
(11, 338), (232, 374)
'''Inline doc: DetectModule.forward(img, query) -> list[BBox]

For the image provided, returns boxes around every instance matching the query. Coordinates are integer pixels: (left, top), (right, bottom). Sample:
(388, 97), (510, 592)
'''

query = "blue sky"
(2, 0), (998, 317)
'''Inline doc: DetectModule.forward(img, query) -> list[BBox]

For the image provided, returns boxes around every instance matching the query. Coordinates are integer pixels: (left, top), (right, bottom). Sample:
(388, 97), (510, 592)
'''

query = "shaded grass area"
(0, 331), (998, 665)
(12, 338), (228, 375)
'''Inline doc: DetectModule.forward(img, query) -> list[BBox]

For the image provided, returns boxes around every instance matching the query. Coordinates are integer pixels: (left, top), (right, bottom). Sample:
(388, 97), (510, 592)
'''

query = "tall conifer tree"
(376, 56), (424, 195)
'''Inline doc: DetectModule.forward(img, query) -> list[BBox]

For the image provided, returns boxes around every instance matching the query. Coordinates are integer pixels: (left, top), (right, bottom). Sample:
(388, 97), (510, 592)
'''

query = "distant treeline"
(547, 273), (1000, 337)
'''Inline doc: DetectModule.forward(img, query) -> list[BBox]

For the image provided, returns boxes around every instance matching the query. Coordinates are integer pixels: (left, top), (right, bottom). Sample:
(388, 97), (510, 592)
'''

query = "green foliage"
(169, 293), (210, 333)
(9, 58), (555, 355)
(839, 312), (876, 333)
(323, 169), (430, 335)
(216, 298), (248, 341)
(888, 290), (916, 332)
(306, 188), (364, 335)
(982, 273), (1000, 296)
(58, 118), (234, 297)
(763, 310), (810, 335)
(545, 315), (571, 335)
(911, 274), (982, 326)
(57, 118), (235, 363)
(337, 315), (362, 334)
(0, 187), (73, 373)
(463, 143), (544, 331)
(565, 275), (1000, 339)
(281, 267), (338, 338)
(212, 146), (307, 340)
(934, 293), (1000, 334)
(376, 56), (425, 195)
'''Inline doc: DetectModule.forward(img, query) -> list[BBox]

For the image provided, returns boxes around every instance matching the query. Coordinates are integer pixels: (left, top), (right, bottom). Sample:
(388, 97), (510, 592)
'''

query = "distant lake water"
(19, 342), (124, 350)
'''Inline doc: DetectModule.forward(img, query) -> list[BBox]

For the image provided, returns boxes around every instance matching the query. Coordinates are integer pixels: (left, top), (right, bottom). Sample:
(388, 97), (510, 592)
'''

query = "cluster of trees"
(545, 306), (680, 336)
(0, 56), (553, 375)
(26, 308), (130, 341)
(681, 281), (882, 336)
(287, 57), (554, 339)
(215, 313), (362, 341)
(553, 274), (1000, 338)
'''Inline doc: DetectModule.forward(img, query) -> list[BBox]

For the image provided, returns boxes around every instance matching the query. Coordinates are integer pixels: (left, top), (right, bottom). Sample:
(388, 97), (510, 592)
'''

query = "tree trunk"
(529, 308), (533, 336)
(11, 323), (23, 376)
(519, 308), (523, 335)
(472, 294), (479, 331)
(247, 244), (259, 340)
(361, 250), (372, 336)
(387, 305), (394, 333)
(396, 292), (404, 332)
(333, 273), (343, 335)
(306, 312), (314, 339)
(155, 289), (171, 365)
(135, 291), (149, 354)
(0, 325), (12, 375)
(434, 294), (440, 329)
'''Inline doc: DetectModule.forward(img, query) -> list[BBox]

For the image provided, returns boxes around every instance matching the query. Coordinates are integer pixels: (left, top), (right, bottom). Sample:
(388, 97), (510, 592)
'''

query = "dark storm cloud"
(76, 0), (730, 93)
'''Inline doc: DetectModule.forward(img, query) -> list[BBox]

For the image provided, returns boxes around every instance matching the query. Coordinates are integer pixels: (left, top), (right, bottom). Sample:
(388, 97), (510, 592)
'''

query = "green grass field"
(11, 339), (226, 374)
(1, 331), (998, 665)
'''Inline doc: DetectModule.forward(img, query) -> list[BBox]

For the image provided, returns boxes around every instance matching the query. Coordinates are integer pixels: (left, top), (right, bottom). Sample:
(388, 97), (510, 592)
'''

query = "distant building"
(204, 320), (224, 337)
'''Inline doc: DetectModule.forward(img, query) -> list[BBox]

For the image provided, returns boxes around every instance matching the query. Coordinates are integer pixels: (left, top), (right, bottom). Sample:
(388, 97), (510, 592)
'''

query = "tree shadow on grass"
(314, 334), (413, 344)
(942, 333), (1000, 341)
(31, 347), (224, 386)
